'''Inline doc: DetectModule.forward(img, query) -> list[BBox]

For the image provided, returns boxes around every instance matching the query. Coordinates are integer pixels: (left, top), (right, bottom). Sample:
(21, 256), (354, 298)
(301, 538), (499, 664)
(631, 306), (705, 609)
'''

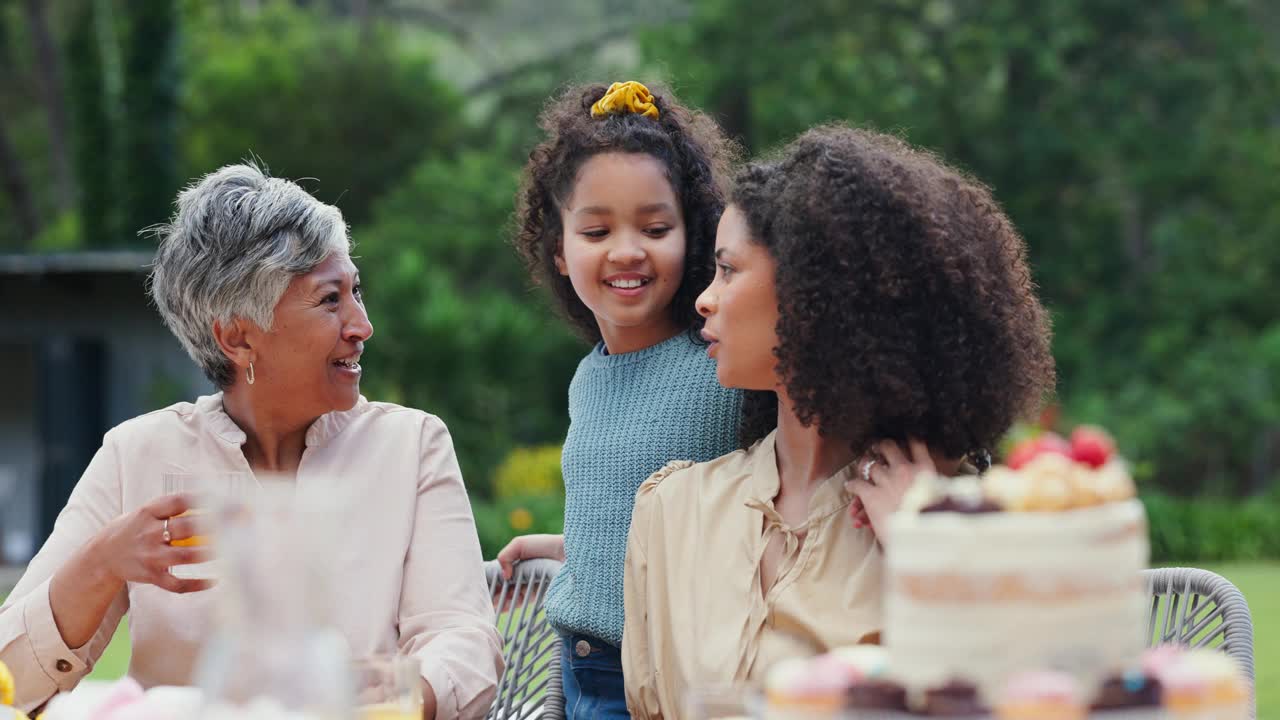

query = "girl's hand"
(492, 534), (565, 611)
(846, 438), (936, 546)
(495, 534), (565, 579)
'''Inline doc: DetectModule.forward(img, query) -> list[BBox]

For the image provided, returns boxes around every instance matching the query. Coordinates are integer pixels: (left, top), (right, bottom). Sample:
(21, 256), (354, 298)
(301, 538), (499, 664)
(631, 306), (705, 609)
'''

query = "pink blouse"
(0, 394), (503, 718)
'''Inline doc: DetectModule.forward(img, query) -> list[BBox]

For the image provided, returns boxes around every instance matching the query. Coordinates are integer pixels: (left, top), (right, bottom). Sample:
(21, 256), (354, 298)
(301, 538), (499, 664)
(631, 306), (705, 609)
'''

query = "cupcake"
(763, 656), (853, 720)
(1160, 649), (1249, 720)
(845, 679), (909, 714)
(1090, 669), (1162, 715)
(995, 671), (1085, 720)
(1140, 644), (1184, 679)
(828, 645), (889, 681)
(920, 679), (987, 717)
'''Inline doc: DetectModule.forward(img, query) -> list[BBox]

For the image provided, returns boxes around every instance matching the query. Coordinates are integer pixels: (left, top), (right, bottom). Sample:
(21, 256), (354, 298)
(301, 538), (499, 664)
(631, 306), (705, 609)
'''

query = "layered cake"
(884, 427), (1149, 709)
(760, 428), (1250, 718)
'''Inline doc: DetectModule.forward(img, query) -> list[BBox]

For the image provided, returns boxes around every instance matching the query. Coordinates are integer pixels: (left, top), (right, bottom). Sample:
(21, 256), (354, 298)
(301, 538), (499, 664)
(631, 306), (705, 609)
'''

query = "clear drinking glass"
(161, 471), (252, 580)
(194, 480), (355, 720)
(354, 654), (423, 720)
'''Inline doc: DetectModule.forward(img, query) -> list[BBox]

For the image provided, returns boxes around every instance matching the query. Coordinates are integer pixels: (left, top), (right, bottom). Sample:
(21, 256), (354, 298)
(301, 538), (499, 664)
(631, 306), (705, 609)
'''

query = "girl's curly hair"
(735, 125), (1056, 463)
(514, 82), (737, 343)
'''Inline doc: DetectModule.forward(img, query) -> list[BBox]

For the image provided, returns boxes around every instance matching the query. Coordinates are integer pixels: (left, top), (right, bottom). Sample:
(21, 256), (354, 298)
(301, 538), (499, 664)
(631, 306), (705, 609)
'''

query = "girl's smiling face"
(556, 152), (687, 355)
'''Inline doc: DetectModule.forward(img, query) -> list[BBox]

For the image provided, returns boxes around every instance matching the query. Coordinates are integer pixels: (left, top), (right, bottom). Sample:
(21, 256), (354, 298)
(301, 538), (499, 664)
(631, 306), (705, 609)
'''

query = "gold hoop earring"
(246, 361), (255, 386)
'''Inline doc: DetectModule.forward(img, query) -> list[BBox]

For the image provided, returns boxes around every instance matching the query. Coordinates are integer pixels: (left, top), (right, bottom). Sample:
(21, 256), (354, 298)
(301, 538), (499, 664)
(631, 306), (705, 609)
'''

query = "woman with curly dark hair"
(622, 125), (1055, 718)
(496, 81), (743, 719)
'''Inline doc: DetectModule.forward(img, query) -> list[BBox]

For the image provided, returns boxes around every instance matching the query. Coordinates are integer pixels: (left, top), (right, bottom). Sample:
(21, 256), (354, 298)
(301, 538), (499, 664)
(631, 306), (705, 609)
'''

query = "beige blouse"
(0, 394), (502, 719)
(623, 431), (883, 720)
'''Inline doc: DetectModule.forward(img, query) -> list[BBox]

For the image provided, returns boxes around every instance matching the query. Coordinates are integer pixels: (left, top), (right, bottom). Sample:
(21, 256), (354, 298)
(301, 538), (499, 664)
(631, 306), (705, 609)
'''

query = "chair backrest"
(1144, 566), (1255, 718)
(485, 558), (565, 720)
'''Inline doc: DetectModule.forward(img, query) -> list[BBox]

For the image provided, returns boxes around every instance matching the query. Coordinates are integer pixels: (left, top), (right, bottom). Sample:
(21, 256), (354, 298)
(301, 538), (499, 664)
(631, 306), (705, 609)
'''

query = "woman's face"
(696, 205), (780, 390)
(248, 252), (373, 415)
(556, 152), (687, 353)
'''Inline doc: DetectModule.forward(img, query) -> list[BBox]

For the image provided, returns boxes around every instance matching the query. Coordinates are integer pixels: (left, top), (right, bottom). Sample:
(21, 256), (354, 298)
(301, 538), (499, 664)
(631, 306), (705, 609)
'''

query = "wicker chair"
(485, 558), (566, 720)
(1144, 566), (1255, 718)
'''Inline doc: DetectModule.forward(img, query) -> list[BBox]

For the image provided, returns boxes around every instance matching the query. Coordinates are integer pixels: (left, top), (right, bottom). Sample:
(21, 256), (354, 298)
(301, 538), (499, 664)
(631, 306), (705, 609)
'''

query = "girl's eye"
(645, 225), (672, 238)
(581, 229), (608, 239)
(717, 263), (734, 279)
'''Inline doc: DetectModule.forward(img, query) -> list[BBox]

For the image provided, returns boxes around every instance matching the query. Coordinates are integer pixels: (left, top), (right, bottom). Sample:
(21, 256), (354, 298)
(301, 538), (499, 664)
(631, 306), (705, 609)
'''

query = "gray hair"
(147, 163), (350, 388)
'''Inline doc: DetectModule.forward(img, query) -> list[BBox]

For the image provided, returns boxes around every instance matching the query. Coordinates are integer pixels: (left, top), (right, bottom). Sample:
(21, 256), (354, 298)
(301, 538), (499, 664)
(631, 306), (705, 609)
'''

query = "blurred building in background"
(0, 252), (208, 565)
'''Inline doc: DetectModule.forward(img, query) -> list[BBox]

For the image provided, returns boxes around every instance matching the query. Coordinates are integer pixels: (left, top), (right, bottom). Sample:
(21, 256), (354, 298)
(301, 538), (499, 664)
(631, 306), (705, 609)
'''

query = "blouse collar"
(745, 429), (856, 525)
(195, 392), (368, 448)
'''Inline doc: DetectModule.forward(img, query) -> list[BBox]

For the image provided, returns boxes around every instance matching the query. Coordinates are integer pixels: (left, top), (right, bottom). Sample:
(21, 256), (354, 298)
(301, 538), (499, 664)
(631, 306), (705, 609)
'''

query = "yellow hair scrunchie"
(0, 659), (15, 706)
(590, 81), (660, 120)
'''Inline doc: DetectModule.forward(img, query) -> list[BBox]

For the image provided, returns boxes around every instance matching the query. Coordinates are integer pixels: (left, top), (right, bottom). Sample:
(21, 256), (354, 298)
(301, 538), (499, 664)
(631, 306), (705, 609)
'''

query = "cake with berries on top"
(884, 426), (1149, 709)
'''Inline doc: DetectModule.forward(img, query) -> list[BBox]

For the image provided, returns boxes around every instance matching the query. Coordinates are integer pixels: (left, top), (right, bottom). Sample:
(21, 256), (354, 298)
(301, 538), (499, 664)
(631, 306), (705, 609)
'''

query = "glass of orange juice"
(354, 654), (422, 720)
(162, 471), (252, 580)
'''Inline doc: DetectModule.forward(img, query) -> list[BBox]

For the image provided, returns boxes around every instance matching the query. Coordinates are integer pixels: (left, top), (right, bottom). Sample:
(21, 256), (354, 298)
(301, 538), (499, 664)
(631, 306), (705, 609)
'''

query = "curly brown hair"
(735, 125), (1055, 463)
(513, 82), (737, 343)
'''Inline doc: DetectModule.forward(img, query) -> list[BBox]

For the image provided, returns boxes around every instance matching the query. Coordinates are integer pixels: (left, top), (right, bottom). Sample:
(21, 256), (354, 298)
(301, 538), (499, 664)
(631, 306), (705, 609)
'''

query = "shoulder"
(567, 345), (605, 394)
(342, 400), (451, 442)
(633, 446), (755, 515)
(102, 397), (206, 450)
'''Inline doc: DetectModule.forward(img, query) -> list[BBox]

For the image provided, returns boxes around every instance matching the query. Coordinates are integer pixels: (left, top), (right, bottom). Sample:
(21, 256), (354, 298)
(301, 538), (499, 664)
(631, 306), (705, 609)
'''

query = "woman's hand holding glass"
(93, 492), (214, 593)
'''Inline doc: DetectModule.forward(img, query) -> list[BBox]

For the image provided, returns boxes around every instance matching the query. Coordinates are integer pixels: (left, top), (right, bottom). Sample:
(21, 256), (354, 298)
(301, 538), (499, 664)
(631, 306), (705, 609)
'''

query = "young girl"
(499, 81), (743, 719)
(622, 125), (1056, 719)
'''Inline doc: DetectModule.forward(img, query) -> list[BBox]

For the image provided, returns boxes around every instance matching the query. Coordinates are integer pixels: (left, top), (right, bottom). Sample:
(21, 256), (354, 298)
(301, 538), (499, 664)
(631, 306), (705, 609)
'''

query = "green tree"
(642, 0), (1280, 496)
(120, 0), (179, 241)
(357, 150), (583, 493)
(178, 2), (463, 226)
(66, 0), (115, 247)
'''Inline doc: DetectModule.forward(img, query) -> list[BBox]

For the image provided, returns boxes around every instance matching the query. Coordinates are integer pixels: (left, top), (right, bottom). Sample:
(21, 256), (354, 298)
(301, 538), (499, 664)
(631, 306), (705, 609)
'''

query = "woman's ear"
(212, 317), (257, 369)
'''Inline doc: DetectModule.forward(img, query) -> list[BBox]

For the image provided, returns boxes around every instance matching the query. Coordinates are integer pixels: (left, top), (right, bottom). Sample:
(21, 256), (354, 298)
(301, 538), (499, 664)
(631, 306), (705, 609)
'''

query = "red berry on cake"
(1069, 425), (1116, 468)
(1006, 432), (1071, 470)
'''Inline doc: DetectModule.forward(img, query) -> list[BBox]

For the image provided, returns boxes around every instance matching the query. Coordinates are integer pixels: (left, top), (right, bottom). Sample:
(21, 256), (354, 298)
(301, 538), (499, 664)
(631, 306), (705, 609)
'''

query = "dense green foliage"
(641, 0), (1280, 499)
(356, 150), (581, 489)
(2, 2), (1277, 547)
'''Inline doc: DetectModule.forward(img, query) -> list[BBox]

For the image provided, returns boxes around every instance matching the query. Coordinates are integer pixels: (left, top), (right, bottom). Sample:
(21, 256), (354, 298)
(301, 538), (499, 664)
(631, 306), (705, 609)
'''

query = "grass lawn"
(82, 562), (1280, 716)
(1202, 563), (1279, 718)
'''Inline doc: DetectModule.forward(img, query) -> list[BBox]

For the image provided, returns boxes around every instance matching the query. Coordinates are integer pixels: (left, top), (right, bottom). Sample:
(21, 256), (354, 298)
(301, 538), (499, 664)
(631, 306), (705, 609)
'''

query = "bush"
(472, 493), (566, 561)
(472, 444), (568, 559)
(494, 445), (564, 500)
(1144, 490), (1280, 564)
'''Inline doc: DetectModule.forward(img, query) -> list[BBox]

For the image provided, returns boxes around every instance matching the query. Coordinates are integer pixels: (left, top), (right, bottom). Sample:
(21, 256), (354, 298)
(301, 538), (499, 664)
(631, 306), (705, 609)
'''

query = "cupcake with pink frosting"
(763, 654), (861, 720)
(1156, 648), (1249, 720)
(995, 670), (1086, 720)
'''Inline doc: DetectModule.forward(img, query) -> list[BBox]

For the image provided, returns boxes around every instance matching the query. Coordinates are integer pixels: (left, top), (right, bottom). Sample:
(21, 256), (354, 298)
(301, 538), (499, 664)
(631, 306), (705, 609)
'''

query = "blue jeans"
(561, 634), (631, 720)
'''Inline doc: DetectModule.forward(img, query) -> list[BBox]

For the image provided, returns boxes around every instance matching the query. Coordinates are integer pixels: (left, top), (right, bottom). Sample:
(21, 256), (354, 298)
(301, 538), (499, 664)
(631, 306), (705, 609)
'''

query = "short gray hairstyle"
(148, 163), (350, 388)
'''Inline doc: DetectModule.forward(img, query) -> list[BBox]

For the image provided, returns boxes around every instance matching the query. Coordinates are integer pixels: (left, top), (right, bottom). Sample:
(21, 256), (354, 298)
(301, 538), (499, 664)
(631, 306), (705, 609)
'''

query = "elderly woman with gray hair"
(0, 164), (503, 718)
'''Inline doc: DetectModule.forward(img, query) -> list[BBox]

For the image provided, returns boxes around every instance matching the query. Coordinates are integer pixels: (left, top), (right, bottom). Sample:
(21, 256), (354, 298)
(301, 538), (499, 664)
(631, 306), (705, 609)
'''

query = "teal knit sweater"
(544, 332), (743, 646)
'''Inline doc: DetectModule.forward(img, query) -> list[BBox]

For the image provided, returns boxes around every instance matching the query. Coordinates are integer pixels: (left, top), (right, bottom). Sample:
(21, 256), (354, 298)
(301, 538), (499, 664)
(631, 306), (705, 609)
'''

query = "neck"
(597, 318), (682, 356)
(773, 391), (859, 494)
(220, 385), (317, 474)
